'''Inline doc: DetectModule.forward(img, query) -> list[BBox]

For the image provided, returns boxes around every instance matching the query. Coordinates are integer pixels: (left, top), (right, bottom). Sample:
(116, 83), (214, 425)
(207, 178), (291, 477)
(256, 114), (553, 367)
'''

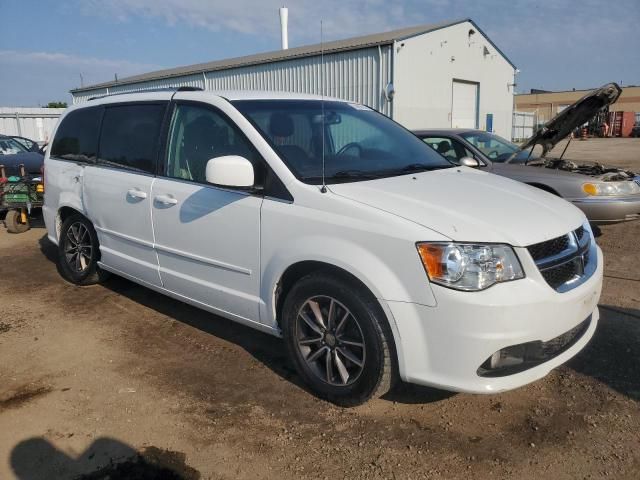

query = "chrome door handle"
(127, 188), (147, 200)
(154, 194), (178, 206)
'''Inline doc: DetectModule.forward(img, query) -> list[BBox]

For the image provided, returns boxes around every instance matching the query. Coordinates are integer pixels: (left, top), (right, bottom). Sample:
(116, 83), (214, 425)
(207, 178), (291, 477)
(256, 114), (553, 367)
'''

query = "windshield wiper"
(300, 170), (379, 183)
(329, 170), (380, 180)
(400, 163), (453, 172)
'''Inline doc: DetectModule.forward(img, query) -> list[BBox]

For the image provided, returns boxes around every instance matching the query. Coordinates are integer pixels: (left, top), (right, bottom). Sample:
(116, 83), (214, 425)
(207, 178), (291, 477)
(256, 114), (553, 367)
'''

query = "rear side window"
(98, 103), (166, 174)
(51, 107), (102, 162)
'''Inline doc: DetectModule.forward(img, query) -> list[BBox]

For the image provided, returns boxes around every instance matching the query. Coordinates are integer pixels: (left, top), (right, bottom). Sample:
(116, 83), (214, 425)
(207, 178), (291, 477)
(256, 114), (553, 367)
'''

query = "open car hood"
(520, 82), (622, 156)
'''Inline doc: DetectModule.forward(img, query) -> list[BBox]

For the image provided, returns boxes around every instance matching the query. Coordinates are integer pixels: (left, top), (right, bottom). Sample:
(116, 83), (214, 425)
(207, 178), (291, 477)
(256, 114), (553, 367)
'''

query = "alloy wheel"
(295, 296), (366, 386)
(64, 222), (93, 273)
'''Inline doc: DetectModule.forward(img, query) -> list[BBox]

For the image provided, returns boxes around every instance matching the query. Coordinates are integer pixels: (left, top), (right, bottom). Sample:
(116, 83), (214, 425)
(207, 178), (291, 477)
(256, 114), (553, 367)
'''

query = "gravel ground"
(0, 139), (639, 479)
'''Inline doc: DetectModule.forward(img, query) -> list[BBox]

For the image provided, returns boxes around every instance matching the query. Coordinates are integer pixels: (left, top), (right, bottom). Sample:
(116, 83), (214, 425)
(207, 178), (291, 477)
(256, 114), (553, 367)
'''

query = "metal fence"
(0, 107), (65, 143)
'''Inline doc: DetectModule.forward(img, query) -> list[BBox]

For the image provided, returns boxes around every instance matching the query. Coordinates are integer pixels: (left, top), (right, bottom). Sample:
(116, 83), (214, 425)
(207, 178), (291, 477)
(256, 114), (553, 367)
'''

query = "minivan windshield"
(233, 100), (453, 183)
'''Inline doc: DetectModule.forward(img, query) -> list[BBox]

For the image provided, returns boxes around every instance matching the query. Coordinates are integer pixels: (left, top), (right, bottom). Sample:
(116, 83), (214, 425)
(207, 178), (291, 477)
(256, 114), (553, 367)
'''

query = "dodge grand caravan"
(44, 89), (602, 406)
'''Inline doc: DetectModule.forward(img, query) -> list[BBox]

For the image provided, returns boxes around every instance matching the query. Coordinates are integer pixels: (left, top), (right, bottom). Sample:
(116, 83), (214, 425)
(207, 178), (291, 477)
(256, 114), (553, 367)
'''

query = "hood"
(0, 151), (44, 176)
(329, 167), (584, 247)
(520, 82), (622, 156)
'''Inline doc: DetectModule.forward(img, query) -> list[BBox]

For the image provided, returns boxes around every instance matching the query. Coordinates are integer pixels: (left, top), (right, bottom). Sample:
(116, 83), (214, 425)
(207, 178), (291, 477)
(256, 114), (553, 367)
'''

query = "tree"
(45, 101), (68, 108)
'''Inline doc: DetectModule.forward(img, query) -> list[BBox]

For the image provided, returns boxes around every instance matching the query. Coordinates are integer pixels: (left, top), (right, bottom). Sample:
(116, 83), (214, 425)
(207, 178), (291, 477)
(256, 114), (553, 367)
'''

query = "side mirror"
(205, 155), (254, 188)
(459, 156), (480, 168)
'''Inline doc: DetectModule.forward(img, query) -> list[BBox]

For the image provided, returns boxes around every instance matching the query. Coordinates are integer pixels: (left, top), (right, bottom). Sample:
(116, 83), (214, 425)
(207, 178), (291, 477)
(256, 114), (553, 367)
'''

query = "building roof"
(72, 18), (515, 93)
(517, 85), (640, 97)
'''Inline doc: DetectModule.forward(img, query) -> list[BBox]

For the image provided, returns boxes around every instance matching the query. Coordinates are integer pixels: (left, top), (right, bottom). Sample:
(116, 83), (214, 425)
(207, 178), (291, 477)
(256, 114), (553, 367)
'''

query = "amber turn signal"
(417, 243), (444, 278)
(582, 183), (597, 196)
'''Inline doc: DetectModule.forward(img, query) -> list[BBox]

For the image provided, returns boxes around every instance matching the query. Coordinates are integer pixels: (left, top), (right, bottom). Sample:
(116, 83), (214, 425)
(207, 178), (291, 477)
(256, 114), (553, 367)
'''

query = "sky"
(0, 0), (638, 106)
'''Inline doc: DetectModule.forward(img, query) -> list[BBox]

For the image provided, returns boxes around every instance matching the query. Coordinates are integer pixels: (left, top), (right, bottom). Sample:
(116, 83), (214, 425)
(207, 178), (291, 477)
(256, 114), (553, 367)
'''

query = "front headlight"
(582, 181), (640, 196)
(416, 242), (524, 291)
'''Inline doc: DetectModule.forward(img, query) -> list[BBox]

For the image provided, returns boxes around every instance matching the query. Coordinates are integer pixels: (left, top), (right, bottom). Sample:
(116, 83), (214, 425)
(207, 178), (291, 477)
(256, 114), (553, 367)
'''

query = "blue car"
(0, 134), (44, 176)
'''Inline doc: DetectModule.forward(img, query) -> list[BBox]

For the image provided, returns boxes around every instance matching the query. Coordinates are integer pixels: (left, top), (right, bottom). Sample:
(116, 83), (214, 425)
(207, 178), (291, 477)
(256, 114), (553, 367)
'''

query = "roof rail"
(87, 86), (204, 101)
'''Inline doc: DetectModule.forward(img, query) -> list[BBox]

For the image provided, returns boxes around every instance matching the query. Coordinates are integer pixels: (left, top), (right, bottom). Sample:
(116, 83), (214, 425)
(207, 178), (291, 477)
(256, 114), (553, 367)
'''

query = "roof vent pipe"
(279, 7), (289, 50)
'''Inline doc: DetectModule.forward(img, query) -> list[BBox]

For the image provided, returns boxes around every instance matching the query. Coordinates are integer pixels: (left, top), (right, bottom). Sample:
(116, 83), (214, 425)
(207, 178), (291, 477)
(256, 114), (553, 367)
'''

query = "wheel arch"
(274, 261), (382, 327)
(273, 259), (401, 382)
(526, 182), (561, 196)
(56, 205), (86, 241)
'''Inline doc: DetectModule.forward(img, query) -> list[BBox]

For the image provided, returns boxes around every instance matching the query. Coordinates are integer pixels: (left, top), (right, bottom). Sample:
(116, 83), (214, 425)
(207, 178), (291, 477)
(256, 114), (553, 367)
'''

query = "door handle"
(127, 188), (147, 200)
(154, 194), (178, 206)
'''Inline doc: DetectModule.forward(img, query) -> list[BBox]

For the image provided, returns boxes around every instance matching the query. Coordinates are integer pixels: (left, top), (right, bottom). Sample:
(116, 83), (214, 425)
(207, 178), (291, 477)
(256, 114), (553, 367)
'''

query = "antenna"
(320, 20), (327, 193)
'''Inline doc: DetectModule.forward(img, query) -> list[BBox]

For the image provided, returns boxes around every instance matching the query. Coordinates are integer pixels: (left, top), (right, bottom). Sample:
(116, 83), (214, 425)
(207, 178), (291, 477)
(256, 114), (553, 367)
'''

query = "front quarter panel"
(490, 163), (589, 199)
(259, 186), (448, 329)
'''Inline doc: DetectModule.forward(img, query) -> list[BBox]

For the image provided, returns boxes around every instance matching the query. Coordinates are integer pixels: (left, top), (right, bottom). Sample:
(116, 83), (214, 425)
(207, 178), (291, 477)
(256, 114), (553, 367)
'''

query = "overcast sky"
(1, 0), (638, 106)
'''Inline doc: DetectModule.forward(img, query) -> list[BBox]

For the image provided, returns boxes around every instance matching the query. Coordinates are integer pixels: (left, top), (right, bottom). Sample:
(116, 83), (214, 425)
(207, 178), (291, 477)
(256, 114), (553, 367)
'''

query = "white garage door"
(451, 80), (479, 129)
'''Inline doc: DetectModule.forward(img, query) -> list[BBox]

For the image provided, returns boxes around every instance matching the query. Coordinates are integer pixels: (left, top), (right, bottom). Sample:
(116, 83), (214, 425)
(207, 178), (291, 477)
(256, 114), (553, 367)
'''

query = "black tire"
(58, 213), (109, 285)
(281, 272), (395, 406)
(4, 209), (30, 234)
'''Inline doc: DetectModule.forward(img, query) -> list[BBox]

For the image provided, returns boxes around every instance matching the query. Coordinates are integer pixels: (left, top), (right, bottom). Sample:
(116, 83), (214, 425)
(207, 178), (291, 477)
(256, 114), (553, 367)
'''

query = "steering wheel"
(337, 142), (363, 157)
(487, 150), (499, 159)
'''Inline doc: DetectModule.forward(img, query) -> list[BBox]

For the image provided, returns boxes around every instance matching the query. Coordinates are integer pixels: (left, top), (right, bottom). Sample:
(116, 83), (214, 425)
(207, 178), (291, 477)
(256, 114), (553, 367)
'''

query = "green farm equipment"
(0, 163), (44, 233)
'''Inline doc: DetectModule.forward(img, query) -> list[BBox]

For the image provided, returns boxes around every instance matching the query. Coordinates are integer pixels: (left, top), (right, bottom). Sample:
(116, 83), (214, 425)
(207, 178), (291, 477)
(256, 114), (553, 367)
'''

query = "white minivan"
(44, 89), (602, 406)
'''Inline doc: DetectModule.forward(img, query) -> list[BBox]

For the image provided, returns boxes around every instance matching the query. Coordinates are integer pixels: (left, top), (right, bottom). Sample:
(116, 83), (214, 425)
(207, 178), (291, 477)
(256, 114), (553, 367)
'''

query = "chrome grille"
(527, 235), (570, 261)
(527, 226), (595, 292)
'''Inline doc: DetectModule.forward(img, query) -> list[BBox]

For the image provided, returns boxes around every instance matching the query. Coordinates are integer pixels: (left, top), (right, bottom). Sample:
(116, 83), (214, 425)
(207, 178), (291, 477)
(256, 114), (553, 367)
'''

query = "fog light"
(489, 346), (527, 369)
(477, 317), (591, 378)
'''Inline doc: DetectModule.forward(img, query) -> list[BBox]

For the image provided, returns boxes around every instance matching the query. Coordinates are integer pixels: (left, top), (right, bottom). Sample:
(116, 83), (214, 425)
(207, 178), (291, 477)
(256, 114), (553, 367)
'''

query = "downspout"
(377, 45), (383, 113)
(15, 112), (22, 136)
(390, 41), (396, 119)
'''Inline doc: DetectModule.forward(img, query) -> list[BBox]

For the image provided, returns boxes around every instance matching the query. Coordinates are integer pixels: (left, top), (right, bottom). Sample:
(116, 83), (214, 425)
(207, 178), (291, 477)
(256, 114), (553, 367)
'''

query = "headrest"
(437, 141), (450, 154)
(269, 112), (294, 137)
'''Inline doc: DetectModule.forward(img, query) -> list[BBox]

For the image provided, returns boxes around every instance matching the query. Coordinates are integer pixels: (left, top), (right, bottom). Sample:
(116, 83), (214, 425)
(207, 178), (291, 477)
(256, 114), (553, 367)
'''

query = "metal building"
(70, 18), (517, 138)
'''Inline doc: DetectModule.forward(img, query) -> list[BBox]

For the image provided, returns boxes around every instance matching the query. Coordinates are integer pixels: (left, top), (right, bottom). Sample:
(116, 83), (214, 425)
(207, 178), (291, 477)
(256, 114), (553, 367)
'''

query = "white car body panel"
(43, 90), (603, 395)
(151, 177), (263, 322)
(330, 166), (585, 246)
(83, 167), (161, 287)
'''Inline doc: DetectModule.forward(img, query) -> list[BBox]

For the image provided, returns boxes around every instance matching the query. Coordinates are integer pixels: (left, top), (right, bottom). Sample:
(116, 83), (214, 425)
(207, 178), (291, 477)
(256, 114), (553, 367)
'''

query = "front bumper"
(570, 195), (640, 224)
(384, 245), (603, 394)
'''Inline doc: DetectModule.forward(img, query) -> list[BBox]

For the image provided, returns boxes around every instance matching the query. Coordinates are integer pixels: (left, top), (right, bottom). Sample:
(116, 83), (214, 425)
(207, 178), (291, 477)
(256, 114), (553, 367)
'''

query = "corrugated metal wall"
(0, 107), (65, 142)
(72, 46), (393, 115)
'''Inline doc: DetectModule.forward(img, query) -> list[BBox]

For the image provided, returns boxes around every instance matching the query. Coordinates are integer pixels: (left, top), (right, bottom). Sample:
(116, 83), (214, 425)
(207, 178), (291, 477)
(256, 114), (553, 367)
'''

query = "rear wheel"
(58, 214), (109, 285)
(4, 209), (30, 234)
(282, 272), (394, 406)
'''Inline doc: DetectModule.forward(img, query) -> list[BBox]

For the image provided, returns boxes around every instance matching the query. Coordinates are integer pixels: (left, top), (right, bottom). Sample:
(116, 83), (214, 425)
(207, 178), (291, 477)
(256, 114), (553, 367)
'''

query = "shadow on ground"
(10, 437), (200, 479)
(569, 305), (640, 401)
(38, 235), (451, 406)
(39, 236), (640, 404)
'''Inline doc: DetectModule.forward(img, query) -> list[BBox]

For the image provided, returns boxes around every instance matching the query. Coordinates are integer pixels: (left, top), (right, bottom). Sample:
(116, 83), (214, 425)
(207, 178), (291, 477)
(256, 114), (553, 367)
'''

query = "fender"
(260, 235), (438, 329)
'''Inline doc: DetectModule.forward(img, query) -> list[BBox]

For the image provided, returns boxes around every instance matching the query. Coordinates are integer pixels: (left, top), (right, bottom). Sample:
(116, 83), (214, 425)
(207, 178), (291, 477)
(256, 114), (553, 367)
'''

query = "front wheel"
(281, 272), (394, 406)
(57, 214), (109, 285)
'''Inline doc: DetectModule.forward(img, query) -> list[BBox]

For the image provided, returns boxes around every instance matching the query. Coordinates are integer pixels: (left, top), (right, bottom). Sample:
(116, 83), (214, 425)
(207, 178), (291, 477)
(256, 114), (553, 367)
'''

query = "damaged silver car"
(414, 83), (640, 224)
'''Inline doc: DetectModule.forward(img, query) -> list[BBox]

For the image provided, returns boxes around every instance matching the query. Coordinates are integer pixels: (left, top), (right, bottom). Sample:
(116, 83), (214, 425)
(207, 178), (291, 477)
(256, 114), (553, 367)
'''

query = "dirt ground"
(1, 138), (639, 480)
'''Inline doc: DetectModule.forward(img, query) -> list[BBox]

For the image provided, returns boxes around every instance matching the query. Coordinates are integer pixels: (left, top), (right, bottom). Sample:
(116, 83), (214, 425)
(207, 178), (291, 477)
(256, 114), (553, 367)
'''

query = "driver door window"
(166, 104), (261, 184)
